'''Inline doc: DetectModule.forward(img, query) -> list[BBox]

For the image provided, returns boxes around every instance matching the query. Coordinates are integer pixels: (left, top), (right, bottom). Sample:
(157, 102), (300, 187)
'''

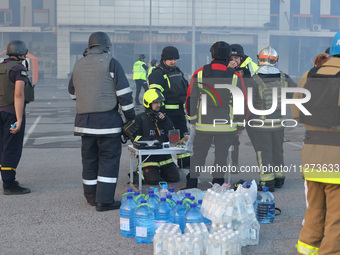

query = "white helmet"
(257, 46), (279, 66)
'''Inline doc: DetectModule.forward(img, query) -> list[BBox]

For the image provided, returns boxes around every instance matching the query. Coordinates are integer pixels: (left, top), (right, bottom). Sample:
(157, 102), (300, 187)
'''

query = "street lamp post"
(191, 0), (196, 75)
(149, 0), (152, 62)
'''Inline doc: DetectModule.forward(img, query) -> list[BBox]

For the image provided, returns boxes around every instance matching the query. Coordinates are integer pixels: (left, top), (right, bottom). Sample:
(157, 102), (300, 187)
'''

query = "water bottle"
(133, 191), (144, 205)
(168, 187), (180, 202)
(170, 200), (187, 233)
(121, 188), (134, 204)
(198, 199), (212, 230)
(185, 203), (204, 224)
(248, 218), (260, 245)
(134, 200), (155, 243)
(154, 197), (171, 230)
(120, 195), (137, 237)
(147, 193), (159, 212)
(255, 186), (275, 223)
(244, 193), (256, 219)
(166, 194), (176, 208)
(159, 181), (168, 198)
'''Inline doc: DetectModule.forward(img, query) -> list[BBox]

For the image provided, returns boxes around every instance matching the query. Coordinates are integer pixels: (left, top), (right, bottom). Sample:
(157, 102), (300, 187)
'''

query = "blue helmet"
(329, 31), (340, 57)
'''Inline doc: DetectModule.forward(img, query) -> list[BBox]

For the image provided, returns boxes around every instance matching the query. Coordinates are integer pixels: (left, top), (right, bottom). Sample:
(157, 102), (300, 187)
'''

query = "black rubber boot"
(181, 173), (198, 189)
(212, 178), (225, 186)
(275, 177), (285, 188)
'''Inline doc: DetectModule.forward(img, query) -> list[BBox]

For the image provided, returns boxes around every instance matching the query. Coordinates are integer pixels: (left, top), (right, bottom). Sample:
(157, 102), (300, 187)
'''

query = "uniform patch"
(20, 71), (27, 76)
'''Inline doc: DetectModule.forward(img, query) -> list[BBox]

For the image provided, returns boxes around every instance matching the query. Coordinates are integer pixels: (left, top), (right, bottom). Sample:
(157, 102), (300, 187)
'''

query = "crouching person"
(134, 89), (180, 185)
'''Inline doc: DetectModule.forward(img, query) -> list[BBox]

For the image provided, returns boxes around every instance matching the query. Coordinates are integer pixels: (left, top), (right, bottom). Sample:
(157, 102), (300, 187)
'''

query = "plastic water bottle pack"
(153, 223), (207, 255)
(200, 184), (260, 247)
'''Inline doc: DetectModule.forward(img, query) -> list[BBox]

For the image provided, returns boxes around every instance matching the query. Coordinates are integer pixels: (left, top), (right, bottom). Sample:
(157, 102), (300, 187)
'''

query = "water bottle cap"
(127, 188), (133, 192)
(263, 186), (269, 192)
(166, 194), (172, 198)
(160, 197), (166, 201)
(127, 195), (133, 199)
(190, 203), (197, 208)
(141, 200), (147, 203)
(148, 190), (154, 194)
(149, 193), (155, 197)
(168, 187), (175, 192)
(185, 192), (191, 197)
(176, 200), (183, 204)
(189, 196), (195, 200)
(134, 191), (140, 195)
(198, 199), (202, 204)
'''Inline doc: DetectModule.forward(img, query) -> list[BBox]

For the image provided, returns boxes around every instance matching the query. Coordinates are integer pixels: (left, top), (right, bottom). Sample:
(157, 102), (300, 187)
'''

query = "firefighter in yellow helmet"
(133, 89), (179, 185)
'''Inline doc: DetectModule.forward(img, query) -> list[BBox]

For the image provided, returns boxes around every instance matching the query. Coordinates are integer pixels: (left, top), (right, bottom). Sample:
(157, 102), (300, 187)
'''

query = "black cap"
(210, 41), (231, 60)
(139, 54), (145, 60)
(230, 44), (244, 57)
(161, 46), (179, 60)
(151, 59), (158, 66)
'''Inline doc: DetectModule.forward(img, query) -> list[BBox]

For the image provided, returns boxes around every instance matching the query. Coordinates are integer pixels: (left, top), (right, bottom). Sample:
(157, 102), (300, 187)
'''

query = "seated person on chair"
(134, 89), (180, 185)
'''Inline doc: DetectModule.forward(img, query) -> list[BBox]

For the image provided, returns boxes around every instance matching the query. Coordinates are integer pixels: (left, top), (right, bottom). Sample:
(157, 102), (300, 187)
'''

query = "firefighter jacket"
(133, 60), (147, 80)
(291, 56), (340, 184)
(0, 59), (28, 107)
(186, 60), (248, 133)
(68, 46), (135, 136)
(148, 61), (189, 110)
(248, 66), (296, 131)
(237, 55), (259, 78)
(134, 110), (175, 143)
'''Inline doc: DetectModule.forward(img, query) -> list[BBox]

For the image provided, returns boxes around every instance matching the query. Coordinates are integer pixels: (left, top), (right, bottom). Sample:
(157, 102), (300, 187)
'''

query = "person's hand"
(228, 60), (237, 68)
(236, 130), (243, 136)
(10, 121), (21, 134)
(158, 112), (165, 120)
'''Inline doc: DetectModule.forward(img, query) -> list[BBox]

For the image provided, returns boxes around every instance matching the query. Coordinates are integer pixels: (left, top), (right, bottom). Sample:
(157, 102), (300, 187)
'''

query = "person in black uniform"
(185, 41), (248, 188)
(134, 89), (179, 184)
(148, 46), (190, 168)
(0, 40), (31, 195)
(69, 31), (135, 211)
(247, 46), (296, 192)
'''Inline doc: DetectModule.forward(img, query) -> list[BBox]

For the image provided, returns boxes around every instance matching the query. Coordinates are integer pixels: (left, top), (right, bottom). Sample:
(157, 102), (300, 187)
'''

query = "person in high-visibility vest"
(228, 44), (259, 172)
(133, 54), (148, 105)
(293, 31), (340, 255)
(148, 59), (159, 78)
(184, 41), (248, 188)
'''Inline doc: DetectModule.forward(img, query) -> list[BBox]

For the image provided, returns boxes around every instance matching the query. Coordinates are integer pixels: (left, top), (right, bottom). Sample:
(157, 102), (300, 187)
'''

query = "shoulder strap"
(307, 66), (340, 78)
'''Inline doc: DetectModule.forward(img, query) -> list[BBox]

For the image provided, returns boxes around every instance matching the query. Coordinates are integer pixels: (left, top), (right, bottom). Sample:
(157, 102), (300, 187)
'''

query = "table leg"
(138, 154), (143, 192)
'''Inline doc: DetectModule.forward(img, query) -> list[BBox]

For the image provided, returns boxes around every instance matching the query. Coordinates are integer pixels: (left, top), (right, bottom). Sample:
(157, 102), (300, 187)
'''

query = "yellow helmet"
(143, 89), (165, 109)
(257, 46), (279, 66)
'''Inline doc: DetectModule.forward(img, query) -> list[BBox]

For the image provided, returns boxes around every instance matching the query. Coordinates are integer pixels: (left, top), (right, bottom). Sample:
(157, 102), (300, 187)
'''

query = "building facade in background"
(0, 0), (338, 80)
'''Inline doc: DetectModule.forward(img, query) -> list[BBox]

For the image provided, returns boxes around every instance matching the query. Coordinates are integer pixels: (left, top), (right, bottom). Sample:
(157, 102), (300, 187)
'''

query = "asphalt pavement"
(0, 79), (306, 255)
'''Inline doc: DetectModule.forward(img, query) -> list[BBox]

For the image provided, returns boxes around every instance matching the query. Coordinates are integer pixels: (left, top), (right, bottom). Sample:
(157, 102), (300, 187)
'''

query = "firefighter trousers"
(134, 79), (148, 104)
(81, 135), (121, 204)
(251, 128), (285, 181)
(297, 181), (340, 255)
(0, 111), (25, 189)
(190, 131), (234, 180)
(141, 154), (180, 185)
